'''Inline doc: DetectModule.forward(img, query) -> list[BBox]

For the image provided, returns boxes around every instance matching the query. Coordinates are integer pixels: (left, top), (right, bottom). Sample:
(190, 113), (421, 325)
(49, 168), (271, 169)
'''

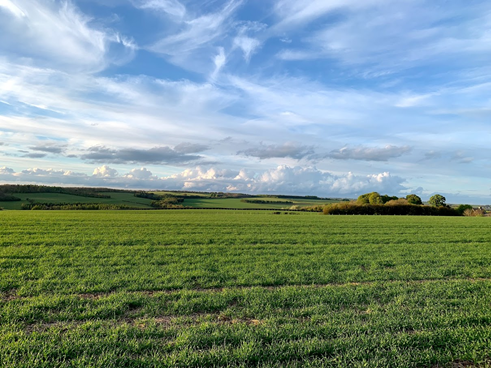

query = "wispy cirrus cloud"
(133, 0), (186, 18)
(147, 0), (243, 71)
(0, 0), (136, 72)
(274, 0), (491, 77)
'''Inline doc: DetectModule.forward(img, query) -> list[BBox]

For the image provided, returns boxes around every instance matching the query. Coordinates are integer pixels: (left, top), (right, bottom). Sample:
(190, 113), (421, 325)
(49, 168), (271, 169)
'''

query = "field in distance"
(0, 186), (342, 210)
(1, 210), (490, 367)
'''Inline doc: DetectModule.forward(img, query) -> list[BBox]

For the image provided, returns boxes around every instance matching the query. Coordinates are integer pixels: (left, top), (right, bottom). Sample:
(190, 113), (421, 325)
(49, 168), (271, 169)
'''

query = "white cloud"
(233, 36), (261, 61)
(273, 0), (382, 30)
(210, 47), (227, 81)
(1, 164), (489, 203)
(0, 0), (136, 72)
(93, 165), (118, 178)
(123, 167), (158, 180)
(274, 0), (491, 75)
(148, 0), (242, 62)
(134, 0), (186, 18)
(0, 166), (15, 174)
(0, 0), (25, 17)
(162, 165), (406, 196)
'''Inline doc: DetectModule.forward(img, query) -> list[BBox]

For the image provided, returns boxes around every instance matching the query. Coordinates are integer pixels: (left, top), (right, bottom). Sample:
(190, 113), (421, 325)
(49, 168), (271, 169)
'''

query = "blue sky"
(0, 0), (490, 203)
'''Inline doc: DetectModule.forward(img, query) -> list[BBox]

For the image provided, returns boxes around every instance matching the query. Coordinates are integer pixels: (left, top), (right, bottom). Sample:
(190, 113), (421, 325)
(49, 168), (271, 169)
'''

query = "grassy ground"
(1, 211), (490, 367)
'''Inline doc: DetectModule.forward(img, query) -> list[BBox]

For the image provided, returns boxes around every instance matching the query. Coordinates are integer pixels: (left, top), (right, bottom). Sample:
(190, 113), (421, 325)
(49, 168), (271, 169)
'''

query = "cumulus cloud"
(0, 165), (406, 196)
(92, 165), (118, 178)
(327, 145), (412, 161)
(80, 145), (202, 165)
(123, 167), (158, 180)
(161, 165), (406, 196)
(0, 166), (14, 174)
(238, 142), (314, 160)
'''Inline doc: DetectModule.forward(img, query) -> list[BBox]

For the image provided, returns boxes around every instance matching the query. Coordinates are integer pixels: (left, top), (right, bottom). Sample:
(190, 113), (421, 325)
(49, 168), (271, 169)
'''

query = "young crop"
(0, 211), (490, 367)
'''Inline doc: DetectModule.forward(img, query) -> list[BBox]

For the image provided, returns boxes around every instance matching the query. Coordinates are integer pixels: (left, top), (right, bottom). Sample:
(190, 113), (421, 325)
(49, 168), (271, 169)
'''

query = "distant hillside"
(0, 185), (345, 210)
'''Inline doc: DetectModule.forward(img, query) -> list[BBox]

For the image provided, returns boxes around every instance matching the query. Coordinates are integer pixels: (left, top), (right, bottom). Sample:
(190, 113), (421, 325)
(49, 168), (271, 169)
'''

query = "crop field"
(0, 211), (490, 367)
(182, 197), (335, 209)
(0, 192), (155, 210)
(0, 192), (334, 210)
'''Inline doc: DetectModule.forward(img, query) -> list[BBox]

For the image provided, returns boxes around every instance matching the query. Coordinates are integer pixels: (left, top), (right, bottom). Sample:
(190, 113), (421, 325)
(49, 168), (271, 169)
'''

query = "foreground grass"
(0, 211), (490, 367)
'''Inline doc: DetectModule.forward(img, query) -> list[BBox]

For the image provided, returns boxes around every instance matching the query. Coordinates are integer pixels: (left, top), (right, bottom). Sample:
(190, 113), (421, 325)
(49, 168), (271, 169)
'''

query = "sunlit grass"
(0, 211), (490, 367)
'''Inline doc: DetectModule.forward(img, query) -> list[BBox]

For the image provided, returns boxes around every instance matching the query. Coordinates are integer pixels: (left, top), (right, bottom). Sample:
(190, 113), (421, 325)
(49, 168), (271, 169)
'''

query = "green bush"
(323, 202), (458, 216)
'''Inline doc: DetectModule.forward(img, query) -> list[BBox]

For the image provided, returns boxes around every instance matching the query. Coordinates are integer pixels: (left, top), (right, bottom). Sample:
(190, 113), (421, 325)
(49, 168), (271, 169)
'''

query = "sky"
(0, 0), (490, 203)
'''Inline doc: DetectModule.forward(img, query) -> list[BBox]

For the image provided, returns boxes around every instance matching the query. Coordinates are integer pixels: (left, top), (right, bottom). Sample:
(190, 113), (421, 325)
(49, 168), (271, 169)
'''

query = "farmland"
(1, 211), (490, 367)
(0, 187), (336, 210)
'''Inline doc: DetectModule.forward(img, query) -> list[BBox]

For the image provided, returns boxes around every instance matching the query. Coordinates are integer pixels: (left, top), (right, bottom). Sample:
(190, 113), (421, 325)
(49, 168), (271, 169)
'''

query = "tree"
(406, 194), (422, 205)
(381, 194), (398, 203)
(357, 193), (370, 204)
(456, 204), (473, 215)
(429, 194), (446, 207)
(368, 192), (383, 205)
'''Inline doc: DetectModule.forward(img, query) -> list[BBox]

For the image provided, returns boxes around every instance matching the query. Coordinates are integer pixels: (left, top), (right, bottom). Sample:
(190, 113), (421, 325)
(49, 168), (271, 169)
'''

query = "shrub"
(456, 204), (473, 215)
(385, 198), (409, 205)
(323, 202), (458, 216)
(463, 208), (486, 217)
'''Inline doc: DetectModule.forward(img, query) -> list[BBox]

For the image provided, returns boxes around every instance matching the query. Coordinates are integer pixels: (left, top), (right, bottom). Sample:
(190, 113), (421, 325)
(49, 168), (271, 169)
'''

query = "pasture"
(0, 211), (490, 367)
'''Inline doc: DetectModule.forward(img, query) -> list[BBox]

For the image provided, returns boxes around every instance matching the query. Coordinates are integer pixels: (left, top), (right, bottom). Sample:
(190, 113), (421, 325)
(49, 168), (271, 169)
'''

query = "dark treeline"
(134, 191), (163, 200)
(0, 192), (21, 201)
(258, 194), (349, 201)
(0, 185), (116, 198)
(323, 202), (459, 216)
(21, 202), (135, 210)
(241, 199), (294, 204)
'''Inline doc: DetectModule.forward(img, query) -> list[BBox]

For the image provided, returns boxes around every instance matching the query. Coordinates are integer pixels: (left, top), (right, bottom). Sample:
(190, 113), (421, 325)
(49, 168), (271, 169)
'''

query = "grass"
(1, 211), (490, 367)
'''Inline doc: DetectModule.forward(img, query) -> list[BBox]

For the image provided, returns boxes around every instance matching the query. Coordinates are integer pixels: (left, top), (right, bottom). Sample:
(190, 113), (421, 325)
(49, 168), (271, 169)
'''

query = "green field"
(1, 211), (490, 367)
(0, 192), (155, 210)
(183, 197), (335, 209)
(0, 192), (334, 210)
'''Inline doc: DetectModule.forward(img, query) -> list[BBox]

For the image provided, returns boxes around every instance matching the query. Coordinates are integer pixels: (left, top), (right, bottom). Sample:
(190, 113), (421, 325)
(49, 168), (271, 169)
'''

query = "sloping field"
(0, 211), (490, 367)
(0, 192), (333, 210)
(182, 197), (334, 209)
(0, 192), (155, 210)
